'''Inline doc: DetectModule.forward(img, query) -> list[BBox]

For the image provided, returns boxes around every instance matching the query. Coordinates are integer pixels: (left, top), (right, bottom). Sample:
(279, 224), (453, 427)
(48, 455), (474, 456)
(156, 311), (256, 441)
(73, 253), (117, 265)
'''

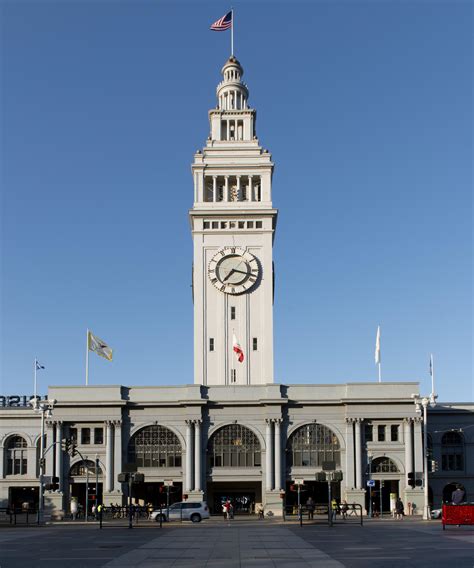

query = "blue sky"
(1, 1), (472, 402)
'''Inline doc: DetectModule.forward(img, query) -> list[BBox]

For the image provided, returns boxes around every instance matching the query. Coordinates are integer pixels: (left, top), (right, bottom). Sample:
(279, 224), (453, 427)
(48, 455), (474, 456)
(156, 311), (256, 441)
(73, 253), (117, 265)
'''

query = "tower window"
(231, 369), (236, 383)
(220, 222), (227, 229)
(256, 221), (262, 229)
(247, 221), (254, 229)
(230, 307), (236, 320)
(203, 222), (210, 229)
(377, 425), (386, 442)
(209, 338), (214, 352)
(81, 428), (91, 445)
(94, 428), (104, 445)
(253, 338), (258, 351)
(238, 221), (245, 229)
(212, 221), (219, 229)
(390, 425), (399, 442)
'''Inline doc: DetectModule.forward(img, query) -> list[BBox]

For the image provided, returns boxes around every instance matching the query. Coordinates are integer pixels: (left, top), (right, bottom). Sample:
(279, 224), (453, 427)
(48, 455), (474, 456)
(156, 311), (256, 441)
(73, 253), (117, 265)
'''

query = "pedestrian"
(395, 497), (404, 520)
(341, 500), (348, 520)
(451, 485), (465, 505)
(306, 497), (315, 520)
(222, 500), (229, 520)
(331, 498), (338, 521)
(70, 499), (78, 521)
(228, 501), (234, 519)
(256, 502), (264, 520)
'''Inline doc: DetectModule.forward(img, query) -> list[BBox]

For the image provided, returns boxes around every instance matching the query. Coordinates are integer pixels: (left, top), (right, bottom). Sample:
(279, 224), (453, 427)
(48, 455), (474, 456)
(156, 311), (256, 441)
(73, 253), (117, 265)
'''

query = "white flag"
(88, 331), (113, 361)
(375, 326), (381, 365)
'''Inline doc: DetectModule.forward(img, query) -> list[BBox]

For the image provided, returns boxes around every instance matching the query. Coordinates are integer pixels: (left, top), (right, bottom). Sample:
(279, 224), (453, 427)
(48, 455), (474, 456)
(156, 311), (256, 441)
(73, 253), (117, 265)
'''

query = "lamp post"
(31, 397), (56, 523)
(367, 451), (373, 517)
(412, 393), (437, 520)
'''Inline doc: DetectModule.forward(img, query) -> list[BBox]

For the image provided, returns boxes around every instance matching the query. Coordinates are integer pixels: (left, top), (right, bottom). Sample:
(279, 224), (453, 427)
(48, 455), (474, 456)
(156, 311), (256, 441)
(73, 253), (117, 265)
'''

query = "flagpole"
(430, 353), (435, 395)
(34, 358), (37, 406)
(378, 361), (381, 383)
(86, 328), (89, 386)
(231, 8), (234, 56)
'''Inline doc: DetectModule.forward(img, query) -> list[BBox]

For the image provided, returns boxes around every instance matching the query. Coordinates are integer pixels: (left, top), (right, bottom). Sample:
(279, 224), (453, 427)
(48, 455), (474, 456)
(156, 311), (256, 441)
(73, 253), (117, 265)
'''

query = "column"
(274, 419), (282, 491)
(249, 176), (253, 202)
(224, 176), (229, 202)
(106, 421), (114, 492)
(265, 419), (273, 491)
(236, 176), (241, 201)
(185, 421), (193, 492)
(113, 420), (122, 492)
(55, 422), (63, 491)
(212, 176), (217, 202)
(413, 417), (423, 475)
(404, 419), (413, 487)
(194, 420), (201, 492)
(355, 418), (362, 490)
(345, 419), (355, 490)
(0, 443), (4, 478)
(45, 421), (55, 476)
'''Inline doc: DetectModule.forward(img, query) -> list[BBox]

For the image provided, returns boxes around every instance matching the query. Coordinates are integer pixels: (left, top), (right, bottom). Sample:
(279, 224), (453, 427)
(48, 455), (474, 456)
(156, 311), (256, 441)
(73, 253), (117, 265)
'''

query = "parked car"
(150, 501), (209, 523)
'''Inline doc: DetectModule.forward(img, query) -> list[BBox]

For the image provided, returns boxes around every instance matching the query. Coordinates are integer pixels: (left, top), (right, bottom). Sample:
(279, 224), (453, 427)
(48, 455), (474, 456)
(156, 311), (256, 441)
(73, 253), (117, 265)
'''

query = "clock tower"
(190, 56), (277, 386)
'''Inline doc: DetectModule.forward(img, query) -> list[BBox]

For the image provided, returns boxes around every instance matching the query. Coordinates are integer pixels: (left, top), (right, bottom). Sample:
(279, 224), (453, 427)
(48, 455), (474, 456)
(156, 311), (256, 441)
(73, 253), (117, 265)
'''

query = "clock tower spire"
(190, 56), (277, 386)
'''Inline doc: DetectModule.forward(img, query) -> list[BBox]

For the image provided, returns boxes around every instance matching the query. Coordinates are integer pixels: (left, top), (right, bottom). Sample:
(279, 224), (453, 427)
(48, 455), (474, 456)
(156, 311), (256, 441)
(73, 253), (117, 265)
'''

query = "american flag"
(210, 11), (232, 31)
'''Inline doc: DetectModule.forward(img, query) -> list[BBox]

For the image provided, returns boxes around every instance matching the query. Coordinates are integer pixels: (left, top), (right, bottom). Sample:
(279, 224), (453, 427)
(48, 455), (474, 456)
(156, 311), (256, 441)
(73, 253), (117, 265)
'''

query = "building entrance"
(207, 481), (261, 515)
(285, 480), (340, 511)
(131, 481), (182, 508)
(70, 482), (103, 514)
(365, 479), (399, 515)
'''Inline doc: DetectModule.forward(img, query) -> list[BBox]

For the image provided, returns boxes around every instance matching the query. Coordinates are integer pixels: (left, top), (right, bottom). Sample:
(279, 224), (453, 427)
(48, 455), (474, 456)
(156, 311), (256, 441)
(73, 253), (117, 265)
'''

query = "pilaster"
(265, 419), (274, 491)
(345, 418), (355, 491)
(274, 419), (282, 491)
(354, 418), (363, 490)
(185, 420), (193, 492)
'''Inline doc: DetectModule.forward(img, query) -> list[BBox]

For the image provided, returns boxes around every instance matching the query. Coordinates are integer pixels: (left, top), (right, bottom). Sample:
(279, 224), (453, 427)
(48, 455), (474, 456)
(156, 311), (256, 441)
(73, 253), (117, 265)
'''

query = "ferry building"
(1, 57), (472, 517)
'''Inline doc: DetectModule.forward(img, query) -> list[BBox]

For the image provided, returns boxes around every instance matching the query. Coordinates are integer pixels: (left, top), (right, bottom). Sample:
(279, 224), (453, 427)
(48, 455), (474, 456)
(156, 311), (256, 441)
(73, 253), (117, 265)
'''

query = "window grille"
(128, 426), (182, 468)
(6, 436), (28, 475)
(208, 425), (261, 468)
(70, 459), (102, 477)
(287, 424), (340, 468)
(370, 457), (398, 473)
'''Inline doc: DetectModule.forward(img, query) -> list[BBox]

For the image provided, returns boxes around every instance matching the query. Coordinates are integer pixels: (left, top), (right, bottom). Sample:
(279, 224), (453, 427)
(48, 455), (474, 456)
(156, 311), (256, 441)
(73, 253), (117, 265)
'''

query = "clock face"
(208, 247), (260, 294)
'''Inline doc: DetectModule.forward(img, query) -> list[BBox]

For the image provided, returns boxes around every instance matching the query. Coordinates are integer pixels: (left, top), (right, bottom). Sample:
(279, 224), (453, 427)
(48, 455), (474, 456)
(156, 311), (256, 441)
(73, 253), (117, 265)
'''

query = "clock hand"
(223, 269), (235, 282)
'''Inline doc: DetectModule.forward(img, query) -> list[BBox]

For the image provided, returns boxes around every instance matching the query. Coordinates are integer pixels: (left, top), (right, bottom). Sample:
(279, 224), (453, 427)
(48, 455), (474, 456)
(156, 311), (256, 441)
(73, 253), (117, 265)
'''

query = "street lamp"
(412, 392), (437, 520)
(31, 397), (56, 522)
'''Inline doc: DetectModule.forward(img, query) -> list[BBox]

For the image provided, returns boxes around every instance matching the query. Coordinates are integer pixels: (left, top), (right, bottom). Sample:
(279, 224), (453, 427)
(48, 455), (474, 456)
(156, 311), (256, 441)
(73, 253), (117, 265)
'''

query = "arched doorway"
(69, 459), (103, 516)
(207, 424), (262, 515)
(366, 457), (400, 516)
(286, 423), (341, 506)
(126, 425), (183, 507)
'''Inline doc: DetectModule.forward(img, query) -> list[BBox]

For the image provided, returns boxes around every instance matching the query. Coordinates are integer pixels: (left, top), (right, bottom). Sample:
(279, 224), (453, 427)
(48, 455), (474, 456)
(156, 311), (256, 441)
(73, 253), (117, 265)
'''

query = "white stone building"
(1, 57), (472, 517)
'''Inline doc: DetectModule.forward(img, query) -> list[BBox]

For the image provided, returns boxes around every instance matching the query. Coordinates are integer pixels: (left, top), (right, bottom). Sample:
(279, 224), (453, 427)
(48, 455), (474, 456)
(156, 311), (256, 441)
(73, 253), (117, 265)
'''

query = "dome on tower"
(217, 55), (249, 111)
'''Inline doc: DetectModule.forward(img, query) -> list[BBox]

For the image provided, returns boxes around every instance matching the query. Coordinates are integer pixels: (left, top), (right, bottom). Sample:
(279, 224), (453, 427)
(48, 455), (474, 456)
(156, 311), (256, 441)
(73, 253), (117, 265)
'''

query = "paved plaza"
(0, 518), (472, 567)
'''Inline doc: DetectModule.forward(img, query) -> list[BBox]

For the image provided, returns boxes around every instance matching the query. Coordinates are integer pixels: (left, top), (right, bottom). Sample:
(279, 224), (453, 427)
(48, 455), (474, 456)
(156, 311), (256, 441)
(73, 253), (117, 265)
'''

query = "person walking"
(395, 497), (404, 520)
(341, 500), (348, 520)
(306, 497), (315, 520)
(331, 498), (338, 522)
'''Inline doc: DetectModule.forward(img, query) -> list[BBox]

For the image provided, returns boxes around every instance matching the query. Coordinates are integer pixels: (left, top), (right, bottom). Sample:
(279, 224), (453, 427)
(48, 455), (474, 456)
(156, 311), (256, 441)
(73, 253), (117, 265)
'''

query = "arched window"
(128, 426), (182, 468)
(287, 424), (340, 468)
(370, 457), (399, 473)
(441, 432), (464, 471)
(208, 425), (261, 468)
(70, 459), (102, 477)
(6, 436), (28, 475)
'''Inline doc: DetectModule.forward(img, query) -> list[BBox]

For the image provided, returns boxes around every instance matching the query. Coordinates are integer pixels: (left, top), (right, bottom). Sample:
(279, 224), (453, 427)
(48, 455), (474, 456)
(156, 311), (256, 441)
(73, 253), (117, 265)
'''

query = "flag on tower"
(375, 326), (381, 365)
(232, 333), (244, 363)
(88, 331), (113, 361)
(210, 11), (232, 31)
(35, 360), (45, 370)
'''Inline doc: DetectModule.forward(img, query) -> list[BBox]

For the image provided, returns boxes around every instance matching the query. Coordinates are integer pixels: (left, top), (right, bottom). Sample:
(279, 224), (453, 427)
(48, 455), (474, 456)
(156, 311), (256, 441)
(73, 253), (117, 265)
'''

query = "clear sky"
(1, 1), (472, 402)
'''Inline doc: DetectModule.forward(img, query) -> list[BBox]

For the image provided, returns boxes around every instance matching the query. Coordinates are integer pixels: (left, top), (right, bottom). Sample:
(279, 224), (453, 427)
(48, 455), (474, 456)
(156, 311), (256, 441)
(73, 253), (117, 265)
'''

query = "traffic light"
(333, 471), (343, 482)
(315, 472), (326, 482)
(431, 460), (439, 472)
(408, 472), (415, 487)
(61, 438), (78, 457)
(44, 476), (60, 491)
